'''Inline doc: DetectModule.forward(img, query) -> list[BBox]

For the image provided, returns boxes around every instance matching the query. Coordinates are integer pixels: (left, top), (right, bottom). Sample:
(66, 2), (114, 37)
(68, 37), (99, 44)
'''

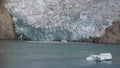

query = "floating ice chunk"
(86, 55), (99, 61)
(86, 53), (112, 62)
(97, 53), (112, 61)
(61, 40), (68, 42)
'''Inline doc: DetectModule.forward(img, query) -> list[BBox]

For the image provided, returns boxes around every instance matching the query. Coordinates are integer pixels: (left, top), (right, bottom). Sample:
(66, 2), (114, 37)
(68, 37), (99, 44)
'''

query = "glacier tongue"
(3, 0), (120, 41)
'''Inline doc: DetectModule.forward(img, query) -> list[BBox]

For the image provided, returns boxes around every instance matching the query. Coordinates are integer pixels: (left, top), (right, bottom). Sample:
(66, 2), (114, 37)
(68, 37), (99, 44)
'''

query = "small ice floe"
(86, 53), (112, 62)
(61, 40), (68, 42)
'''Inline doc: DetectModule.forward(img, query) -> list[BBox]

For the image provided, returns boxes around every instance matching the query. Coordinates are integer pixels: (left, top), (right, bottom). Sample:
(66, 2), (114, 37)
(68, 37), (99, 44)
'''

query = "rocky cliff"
(0, 5), (15, 40)
(2, 0), (120, 43)
(94, 21), (120, 44)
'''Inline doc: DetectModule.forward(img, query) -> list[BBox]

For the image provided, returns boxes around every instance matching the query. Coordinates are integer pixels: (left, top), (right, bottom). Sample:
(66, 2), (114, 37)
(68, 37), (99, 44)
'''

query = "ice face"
(4, 0), (120, 41)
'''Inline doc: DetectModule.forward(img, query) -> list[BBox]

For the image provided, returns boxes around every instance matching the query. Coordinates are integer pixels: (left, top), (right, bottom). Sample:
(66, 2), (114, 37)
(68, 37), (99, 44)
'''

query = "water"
(0, 41), (120, 68)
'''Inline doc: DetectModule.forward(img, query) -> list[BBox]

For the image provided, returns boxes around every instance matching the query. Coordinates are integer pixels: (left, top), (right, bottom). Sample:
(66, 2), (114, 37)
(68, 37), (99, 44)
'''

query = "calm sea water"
(0, 41), (120, 68)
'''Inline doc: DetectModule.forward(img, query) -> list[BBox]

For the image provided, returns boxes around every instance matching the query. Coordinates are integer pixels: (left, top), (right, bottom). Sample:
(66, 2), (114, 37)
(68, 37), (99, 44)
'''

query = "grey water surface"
(0, 41), (120, 68)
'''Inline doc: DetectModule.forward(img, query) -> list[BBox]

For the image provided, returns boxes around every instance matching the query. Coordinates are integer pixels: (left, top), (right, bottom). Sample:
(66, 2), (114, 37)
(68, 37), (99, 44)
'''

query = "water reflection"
(98, 61), (112, 64)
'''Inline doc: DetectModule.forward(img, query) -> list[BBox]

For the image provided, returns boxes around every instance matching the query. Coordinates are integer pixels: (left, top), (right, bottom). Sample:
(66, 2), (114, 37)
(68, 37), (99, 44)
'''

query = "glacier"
(3, 0), (120, 41)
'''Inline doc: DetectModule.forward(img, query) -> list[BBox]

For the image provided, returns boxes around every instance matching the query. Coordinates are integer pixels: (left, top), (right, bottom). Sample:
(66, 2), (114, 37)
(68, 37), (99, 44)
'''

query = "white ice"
(86, 53), (112, 61)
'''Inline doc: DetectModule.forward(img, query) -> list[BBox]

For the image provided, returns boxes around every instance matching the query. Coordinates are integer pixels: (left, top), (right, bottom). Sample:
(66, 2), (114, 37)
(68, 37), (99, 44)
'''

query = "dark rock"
(93, 21), (120, 44)
(71, 36), (94, 42)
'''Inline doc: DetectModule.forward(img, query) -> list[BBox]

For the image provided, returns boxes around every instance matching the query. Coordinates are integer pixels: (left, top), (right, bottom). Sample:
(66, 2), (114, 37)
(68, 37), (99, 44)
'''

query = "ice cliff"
(3, 0), (120, 41)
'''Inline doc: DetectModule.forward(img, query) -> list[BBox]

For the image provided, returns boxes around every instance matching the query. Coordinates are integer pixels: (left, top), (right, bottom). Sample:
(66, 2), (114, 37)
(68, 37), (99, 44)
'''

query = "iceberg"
(86, 53), (112, 62)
